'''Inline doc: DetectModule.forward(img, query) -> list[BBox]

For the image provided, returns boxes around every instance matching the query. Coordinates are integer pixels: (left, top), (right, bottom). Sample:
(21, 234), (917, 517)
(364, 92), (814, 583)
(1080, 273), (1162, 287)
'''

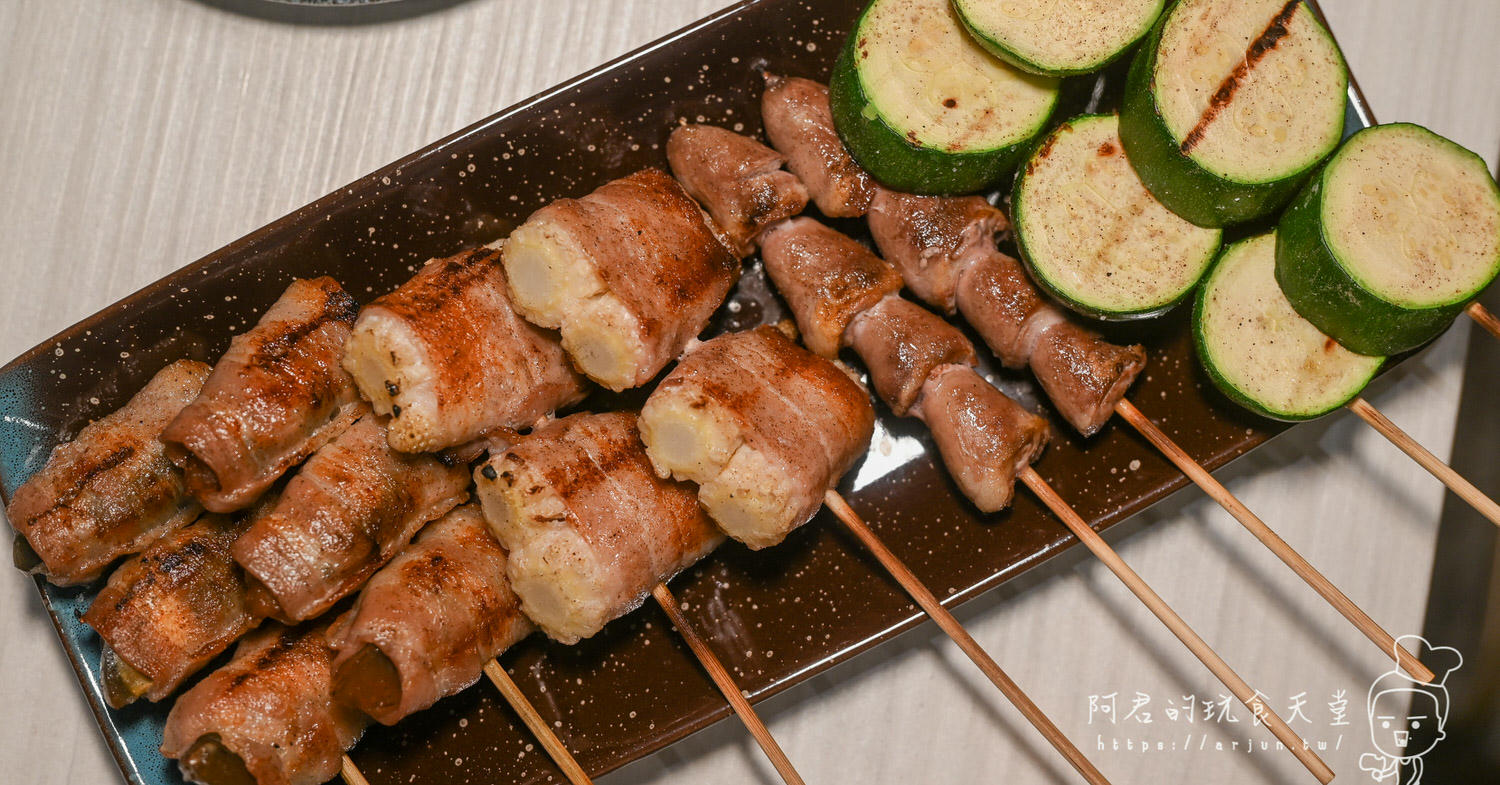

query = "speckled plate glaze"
(0, 1), (1378, 783)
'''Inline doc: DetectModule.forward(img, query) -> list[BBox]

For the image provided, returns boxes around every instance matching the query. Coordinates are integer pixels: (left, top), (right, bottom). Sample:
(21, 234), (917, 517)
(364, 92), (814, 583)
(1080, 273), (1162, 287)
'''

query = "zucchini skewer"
(828, 0), (1059, 194)
(1118, 0), (1349, 226)
(1275, 123), (1500, 355)
(1196, 233), (1500, 528)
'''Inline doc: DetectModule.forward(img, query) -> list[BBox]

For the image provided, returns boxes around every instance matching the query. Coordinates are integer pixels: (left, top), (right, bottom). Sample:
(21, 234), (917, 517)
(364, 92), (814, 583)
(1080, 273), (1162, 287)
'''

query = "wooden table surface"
(2, 1), (1497, 783)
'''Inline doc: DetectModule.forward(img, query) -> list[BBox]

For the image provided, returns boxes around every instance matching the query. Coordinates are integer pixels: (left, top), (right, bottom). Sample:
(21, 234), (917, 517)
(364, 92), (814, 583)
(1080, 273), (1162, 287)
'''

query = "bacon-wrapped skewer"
(82, 513), (260, 708)
(500, 168), (738, 391)
(162, 277), (365, 513)
(232, 415), (469, 622)
(341, 247), (587, 454)
(475, 411), (723, 644)
(476, 409), (807, 783)
(161, 619), (369, 785)
(640, 325), (873, 548)
(638, 326), (1105, 784)
(7, 359), (209, 585)
(328, 503), (531, 725)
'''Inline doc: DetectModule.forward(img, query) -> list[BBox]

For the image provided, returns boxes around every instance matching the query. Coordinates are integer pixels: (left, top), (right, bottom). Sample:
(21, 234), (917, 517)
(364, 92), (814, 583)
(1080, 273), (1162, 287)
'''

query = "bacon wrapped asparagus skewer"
(162, 277), (365, 513)
(231, 415), (469, 622)
(7, 359), (209, 585)
(161, 619), (369, 785)
(327, 503), (531, 725)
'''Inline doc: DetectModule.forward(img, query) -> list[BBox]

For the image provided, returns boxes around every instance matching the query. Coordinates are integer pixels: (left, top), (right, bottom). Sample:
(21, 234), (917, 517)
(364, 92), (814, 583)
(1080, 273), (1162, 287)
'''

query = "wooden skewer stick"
(1115, 398), (1435, 683)
(1018, 468), (1335, 784)
(823, 491), (1113, 785)
(1348, 396), (1500, 527)
(652, 583), (808, 785)
(341, 756), (371, 785)
(483, 660), (596, 785)
(1467, 302), (1500, 341)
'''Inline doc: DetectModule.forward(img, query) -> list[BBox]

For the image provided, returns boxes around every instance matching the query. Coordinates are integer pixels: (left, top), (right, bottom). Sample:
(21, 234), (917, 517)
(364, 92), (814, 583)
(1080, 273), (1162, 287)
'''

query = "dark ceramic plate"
(0, 1), (1378, 783)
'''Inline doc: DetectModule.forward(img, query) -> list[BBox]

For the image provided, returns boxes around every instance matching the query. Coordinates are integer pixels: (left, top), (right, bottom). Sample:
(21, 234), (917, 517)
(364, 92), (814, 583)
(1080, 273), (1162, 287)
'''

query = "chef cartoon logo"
(1358, 635), (1462, 784)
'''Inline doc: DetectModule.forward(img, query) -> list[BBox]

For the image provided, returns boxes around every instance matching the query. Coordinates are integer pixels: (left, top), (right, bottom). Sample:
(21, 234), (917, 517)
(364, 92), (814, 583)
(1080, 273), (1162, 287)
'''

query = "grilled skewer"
(868, 188), (1437, 679)
(7, 359), (209, 585)
(341, 246), (588, 454)
(475, 411), (802, 785)
(641, 326), (1111, 785)
(750, 207), (1331, 780)
(756, 72), (1432, 683)
(162, 277), (365, 513)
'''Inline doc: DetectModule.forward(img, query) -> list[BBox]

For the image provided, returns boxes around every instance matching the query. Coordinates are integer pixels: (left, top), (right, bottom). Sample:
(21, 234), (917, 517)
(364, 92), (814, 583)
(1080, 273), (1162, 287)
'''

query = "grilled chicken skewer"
(765, 72), (1431, 683)
(746, 206), (1330, 780)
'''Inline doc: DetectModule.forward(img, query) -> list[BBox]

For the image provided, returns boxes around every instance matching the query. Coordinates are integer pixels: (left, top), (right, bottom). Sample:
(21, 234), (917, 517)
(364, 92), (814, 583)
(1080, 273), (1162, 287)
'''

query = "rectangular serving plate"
(0, 1), (1379, 783)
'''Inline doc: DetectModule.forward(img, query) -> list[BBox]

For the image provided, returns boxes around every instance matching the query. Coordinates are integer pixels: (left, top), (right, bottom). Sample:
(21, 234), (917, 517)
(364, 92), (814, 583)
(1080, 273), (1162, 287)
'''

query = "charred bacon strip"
(162, 277), (364, 513)
(231, 416), (469, 622)
(639, 326), (875, 549)
(328, 503), (531, 725)
(475, 411), (723, 644)
(161, 620), (368, 785)
(501, 168), (739, 391)
(342, 246), (587, 454)
(83, 513), (259, 708)
(7, 359), (209, 585)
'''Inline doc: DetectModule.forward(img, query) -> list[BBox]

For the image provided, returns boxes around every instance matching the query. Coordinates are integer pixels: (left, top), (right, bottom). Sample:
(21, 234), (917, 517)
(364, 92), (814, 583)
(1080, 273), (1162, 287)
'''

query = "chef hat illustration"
(1366, 635), (1463, 731)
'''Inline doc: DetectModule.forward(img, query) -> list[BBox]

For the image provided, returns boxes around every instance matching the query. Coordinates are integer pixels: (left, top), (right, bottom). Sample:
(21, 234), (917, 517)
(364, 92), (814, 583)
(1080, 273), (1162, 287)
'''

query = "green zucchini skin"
(951, 0), (1163, 78)
(1274, 123), (1500, 356)
(827, 13), (1053, 195)
(1012, 113), (1221, 321)
(1192, 236), (1382, 421)
(1275, 173), (1464, 356)
(1118, 5), (1343, 228)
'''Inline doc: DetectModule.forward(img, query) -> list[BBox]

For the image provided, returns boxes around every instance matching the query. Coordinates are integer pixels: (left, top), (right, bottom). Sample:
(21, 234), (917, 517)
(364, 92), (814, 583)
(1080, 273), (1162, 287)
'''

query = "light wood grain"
(1348, 397), (1500, 527)
(1115, 398), (1435, 682)
(484, 659), (595, 785)
(1467, 303), (1500, 341)
(823, 490), (1113, 785)
(1, 1), (1496, 784)
(1018, 469), (1333, 783)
